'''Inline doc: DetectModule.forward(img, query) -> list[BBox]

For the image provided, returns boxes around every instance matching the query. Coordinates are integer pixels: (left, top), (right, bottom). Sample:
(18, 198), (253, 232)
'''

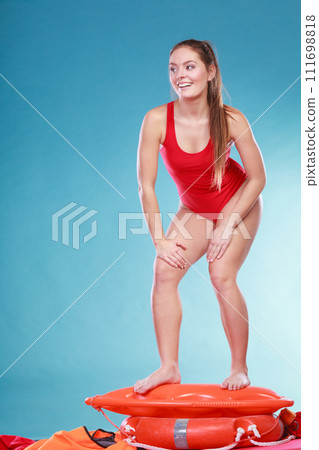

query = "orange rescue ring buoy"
(85, 384), (294, 418)
(121, 414), (285, 449)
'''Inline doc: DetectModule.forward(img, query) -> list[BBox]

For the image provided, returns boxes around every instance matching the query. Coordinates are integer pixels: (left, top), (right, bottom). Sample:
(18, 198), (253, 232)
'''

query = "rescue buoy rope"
(124, 427), (248, 450)
(249, 435), (296, 447)
(234, 427), (245, 442)
(248, 424), (296, 447)
(96, 407), (121, 432)
(96, 408), (138, 440)
(124, 437), (240, 450)
(252, 417), (281, 437)
(248, 424), (261, 438)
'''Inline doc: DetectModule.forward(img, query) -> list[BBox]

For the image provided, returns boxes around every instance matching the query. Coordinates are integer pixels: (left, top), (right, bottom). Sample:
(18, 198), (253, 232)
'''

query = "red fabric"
(0, 435), (35, 450)
(160, 101), (247, 223)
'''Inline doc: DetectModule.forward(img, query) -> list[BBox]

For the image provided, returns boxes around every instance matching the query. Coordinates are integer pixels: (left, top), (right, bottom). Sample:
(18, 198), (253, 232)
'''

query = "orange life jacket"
(25, 427), (135, 450)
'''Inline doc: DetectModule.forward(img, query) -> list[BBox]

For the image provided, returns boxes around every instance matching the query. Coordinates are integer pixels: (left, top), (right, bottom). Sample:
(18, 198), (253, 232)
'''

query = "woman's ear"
(208, 64), (216, 82)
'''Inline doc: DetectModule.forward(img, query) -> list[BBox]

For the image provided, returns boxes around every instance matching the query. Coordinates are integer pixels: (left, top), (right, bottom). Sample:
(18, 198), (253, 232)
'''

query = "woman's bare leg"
(208, 183), (263, 390)
(134, 205), (213, 394)
(134, 184), (263, 393)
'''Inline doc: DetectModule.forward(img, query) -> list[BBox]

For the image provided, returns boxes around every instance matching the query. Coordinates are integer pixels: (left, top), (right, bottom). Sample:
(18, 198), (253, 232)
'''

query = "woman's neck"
(175, 96), (210, 121)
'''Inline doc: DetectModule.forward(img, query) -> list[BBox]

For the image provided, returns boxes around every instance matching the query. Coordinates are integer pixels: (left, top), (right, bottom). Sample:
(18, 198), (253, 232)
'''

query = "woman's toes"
(221, 370), (250, 391)
(133, 381), (144, 393)
(221, 376), (231, 389)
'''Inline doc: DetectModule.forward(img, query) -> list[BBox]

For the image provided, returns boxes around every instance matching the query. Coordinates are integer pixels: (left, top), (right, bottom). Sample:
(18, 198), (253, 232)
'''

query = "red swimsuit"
(159, 101), (247, 223)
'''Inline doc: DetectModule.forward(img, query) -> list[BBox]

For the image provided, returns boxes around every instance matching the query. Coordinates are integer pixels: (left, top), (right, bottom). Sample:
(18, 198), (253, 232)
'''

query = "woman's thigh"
(209, 185), (263, 277)
(154, 204), (213, 282)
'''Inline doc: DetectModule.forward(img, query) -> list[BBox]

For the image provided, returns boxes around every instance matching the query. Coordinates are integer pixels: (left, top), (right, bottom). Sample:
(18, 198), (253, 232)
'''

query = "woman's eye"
(169, 65), (194, 73)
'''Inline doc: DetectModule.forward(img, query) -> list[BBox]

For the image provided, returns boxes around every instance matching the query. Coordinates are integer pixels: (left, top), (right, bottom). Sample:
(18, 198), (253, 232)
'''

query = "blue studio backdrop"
(0, 0), (300, 439)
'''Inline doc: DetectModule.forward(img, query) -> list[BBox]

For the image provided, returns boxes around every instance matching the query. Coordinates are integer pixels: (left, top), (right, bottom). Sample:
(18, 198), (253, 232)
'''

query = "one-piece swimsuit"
(159, 100), (247, 223)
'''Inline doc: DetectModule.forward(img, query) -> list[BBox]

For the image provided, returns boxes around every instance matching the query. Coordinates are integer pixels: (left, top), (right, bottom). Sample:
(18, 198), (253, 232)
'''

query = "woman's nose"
(176, 69), (186, 79)
(176, 65), (189, 76)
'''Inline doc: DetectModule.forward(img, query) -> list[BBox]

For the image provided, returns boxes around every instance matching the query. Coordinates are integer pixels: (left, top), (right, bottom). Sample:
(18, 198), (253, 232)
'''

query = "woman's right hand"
(155, 239), (187, 269)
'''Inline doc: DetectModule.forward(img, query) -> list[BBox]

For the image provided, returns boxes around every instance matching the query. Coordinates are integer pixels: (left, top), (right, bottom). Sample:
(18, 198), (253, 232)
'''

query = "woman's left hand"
(206, 224), (233, 263)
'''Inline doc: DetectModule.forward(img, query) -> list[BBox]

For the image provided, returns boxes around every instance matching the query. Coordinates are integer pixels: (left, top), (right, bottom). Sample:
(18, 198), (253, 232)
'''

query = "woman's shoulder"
(142, 103), (170, 143)
(224, 104), (246, 121)
(224, 104), (250, 139)
(144, 102), (169, 121)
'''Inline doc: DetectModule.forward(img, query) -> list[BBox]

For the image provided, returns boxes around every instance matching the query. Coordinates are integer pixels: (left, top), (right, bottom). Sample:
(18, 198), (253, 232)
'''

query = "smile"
(177, 82), (193, 88)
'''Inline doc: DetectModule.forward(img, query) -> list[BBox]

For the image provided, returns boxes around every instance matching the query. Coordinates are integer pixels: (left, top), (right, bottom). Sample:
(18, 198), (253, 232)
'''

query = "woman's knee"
(153, 257), (183, 286)
(209, 264), (237, 294)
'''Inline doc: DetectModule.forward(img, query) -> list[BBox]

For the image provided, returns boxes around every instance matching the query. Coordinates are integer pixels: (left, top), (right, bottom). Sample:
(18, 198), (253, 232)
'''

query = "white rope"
(249, 435), (296, 447)
(122, 425), (136, 441)
(247, 423), (296, 447)
(235, 427), (245, 442)
(248, 424), (261, 438)
(124, 428), (248, 450)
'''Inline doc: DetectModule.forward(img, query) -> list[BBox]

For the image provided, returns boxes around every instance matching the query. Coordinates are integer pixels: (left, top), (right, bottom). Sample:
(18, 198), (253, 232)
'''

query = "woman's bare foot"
(134, 363), (181, 394)
(221, 368), (250, 390)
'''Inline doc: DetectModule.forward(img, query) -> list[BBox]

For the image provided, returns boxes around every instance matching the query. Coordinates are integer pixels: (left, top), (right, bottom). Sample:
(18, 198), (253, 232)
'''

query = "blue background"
(0, 0), (300, 439)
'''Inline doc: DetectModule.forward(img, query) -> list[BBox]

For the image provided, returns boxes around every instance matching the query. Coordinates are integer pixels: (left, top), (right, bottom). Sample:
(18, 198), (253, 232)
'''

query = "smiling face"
(169, 46), (215, 99)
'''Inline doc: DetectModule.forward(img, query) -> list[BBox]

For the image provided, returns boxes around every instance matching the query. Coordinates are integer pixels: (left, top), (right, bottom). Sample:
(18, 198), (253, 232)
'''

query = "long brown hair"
(169, 39), (232, 191)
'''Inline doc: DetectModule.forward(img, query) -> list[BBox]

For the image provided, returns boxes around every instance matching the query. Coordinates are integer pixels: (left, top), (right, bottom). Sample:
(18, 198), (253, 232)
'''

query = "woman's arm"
(137, 108), (187, 268)
(137, 108), (165, 246)
(221, 107), (266, 231)
(206, 108), (266, 263)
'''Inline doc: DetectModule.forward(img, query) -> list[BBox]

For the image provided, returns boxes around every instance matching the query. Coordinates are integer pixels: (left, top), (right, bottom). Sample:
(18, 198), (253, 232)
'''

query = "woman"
(134, 39), (266, 393)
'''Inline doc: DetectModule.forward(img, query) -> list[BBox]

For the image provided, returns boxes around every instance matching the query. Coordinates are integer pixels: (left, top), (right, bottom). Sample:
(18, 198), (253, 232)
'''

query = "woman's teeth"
(178, 83), (192, 88)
